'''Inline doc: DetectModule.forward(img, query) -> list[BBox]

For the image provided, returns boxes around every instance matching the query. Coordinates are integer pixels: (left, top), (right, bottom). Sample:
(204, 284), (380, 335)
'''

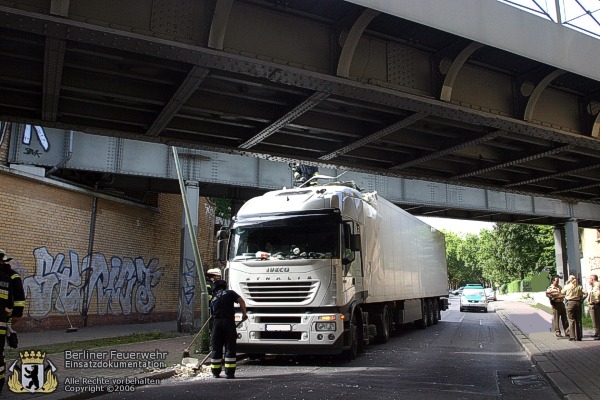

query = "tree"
(443, 231), (484, 287)
(481, 223), (555, 282)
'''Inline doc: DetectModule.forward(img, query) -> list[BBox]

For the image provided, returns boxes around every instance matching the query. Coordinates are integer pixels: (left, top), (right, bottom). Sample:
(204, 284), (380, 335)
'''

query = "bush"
(507, 280), (521, 293)
(521, 277), (532, 292)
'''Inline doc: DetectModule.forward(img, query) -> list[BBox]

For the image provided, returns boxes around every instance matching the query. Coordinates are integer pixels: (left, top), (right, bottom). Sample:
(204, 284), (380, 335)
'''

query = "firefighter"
(0, 250), (25, 324)
(0, 266), (13, 395)
(205, 268), (222, 300)
(209, 280), (247, 379)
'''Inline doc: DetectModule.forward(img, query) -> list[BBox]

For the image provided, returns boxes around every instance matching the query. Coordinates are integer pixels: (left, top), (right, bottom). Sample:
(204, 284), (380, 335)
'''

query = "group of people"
(546, 274), (600, 341)
(0, 249), (26, 395)
(205, 268), (247, 379)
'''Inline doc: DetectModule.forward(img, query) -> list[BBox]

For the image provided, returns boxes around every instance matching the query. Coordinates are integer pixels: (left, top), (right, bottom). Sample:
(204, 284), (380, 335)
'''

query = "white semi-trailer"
(216, 181), (448, 359)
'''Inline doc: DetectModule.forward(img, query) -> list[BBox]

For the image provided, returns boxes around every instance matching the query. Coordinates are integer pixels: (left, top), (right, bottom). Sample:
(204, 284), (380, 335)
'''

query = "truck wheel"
(426, 299), (434, 327)
(344, 312), (358, 361)
(374, 305), (391, 343)
(415, 300), (427, 329)
(432, 299), (439, 324)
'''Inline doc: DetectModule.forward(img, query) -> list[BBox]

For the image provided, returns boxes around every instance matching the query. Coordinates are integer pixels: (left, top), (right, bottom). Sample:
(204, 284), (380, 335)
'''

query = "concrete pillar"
(177, 181), (200, 333)
(565, 219), (582, 282)
(553, 225), (568, 284)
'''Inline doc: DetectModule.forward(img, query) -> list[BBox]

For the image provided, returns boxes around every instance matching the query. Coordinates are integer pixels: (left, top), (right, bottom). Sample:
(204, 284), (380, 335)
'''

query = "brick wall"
(0, 170), (217, 332)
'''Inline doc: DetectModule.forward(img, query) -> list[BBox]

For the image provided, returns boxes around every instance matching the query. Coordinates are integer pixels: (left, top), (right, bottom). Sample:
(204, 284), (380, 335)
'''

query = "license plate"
(265, 324), (291, 332)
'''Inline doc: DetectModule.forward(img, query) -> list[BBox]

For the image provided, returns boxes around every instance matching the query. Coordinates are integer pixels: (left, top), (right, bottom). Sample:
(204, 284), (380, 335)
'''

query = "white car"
(460, 288), (488, 312)
(484, 287), (496, 301)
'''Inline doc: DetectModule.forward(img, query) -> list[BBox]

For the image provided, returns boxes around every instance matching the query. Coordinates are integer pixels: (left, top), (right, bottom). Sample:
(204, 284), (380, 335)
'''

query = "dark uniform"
(561, 276), (587, 341)
(0, 269), (14, 395)
(0, 250), (25, 322)
(209, 280), (247, 379)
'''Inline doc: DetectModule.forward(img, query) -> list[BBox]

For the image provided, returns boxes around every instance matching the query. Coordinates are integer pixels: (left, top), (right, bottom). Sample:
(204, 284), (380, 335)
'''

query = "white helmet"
(206, 268), (222, 276)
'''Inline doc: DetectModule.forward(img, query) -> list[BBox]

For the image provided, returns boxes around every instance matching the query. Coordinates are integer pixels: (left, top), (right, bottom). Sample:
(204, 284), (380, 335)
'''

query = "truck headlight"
(315, 322), (336, 331)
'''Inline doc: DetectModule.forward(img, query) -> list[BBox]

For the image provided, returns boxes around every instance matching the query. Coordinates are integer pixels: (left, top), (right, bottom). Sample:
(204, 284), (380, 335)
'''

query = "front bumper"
(234, 312), (346, 355)
(461, 301), (487, 310)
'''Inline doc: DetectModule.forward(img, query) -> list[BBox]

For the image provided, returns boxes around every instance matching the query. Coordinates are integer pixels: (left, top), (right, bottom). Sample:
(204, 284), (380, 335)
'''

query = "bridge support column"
(178, 180), (200, 333)
(565, 219), (582, 282)
(553, 225), (568, 284)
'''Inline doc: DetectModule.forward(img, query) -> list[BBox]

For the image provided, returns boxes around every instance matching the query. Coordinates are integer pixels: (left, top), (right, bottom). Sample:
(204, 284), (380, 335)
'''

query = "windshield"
(463, 288), (485, 297)
(229, 216), (340, 261)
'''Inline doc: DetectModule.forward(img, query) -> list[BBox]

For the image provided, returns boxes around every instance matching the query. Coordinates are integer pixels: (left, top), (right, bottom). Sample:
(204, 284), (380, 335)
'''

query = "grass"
(5, 331), (180, 361)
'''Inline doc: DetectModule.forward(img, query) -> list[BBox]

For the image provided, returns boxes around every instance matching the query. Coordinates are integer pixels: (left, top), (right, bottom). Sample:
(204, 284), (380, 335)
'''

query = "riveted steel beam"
(42, 37), (66, 122)
(504, 163), (600, 188)
(391, 130), (505, 170)
(239, 91), (329, 149)
(320, 111), (428, 161)
(452, 144), (574, 179)
(146, 66), (210, 137)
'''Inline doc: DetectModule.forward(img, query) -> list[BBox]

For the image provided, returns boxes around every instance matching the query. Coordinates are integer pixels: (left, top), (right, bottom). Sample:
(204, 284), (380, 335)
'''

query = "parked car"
(460, 287), (488, 312)
(457, 286), (464, 295)
(484, 287), (497, 301)
(449, 288), (460, 295)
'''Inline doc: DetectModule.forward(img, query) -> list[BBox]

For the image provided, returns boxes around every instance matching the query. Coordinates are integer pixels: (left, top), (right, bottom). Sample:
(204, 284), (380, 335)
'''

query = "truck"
(216, 179), (448, 359)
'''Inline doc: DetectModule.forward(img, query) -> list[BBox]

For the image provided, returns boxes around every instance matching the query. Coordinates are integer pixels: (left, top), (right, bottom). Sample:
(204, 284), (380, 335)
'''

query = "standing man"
(587, 274), (600, 340)
(561, 275), (587, 341)
(209, 280), (247, 379)
(546, 276), (569, 338)
(205, 268), (222, 300)
(0, 265), (13, 396)
(0, 250), (25, 323)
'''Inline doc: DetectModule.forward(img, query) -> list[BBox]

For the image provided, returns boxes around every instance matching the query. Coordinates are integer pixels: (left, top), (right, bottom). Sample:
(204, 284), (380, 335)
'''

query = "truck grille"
(241, 280), (318, 303)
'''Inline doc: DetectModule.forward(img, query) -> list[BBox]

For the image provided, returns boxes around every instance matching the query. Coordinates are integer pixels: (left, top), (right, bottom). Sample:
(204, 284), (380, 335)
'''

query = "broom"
(56, 293), (78, 333)
(182, 316), (213, 360)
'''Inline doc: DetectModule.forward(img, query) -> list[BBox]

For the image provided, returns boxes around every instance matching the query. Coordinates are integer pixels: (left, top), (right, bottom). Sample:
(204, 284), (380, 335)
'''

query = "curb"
(495, 307), (591, 400)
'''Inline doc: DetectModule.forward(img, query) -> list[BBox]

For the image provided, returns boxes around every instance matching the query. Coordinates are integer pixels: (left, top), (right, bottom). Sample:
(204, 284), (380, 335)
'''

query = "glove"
(6, 328), (18, 348)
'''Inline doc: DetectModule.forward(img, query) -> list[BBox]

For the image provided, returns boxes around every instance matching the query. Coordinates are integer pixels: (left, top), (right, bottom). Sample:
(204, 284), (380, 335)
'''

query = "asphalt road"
(99, 297), (560, 400)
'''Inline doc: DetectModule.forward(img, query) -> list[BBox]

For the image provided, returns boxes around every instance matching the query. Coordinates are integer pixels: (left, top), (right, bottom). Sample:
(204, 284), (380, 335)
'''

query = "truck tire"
(415, 300), (428, 329)
(374, 305), (391, 344)
(426, 299), (434, 327)
(344, 312), (358, 361)
(432, 299), (439, 324)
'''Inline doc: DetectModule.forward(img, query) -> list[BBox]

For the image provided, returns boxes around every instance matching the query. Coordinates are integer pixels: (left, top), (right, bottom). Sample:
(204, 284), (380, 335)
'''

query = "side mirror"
(216, 227), (229, 240)
(216, 239), (228, 261)
(350, 234), (361, 252)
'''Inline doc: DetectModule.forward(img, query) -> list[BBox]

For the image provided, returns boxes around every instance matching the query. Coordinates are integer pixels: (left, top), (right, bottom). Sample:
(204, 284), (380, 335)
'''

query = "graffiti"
(180, 258), (196, 306)
(22, 125), (49, 151)
(23, 247), (164, 318)
(588, 256), (600, 272)
(24, 148), (42, 158)
(177, 258), (196, 332)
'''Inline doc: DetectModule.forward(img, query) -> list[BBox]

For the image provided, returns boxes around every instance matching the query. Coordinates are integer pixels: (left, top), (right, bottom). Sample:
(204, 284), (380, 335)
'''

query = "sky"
(418, 217), (494, 236)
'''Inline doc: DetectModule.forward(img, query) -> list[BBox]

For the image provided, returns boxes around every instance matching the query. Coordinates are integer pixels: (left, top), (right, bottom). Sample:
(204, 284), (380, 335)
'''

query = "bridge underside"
(1, 0), (599, 214)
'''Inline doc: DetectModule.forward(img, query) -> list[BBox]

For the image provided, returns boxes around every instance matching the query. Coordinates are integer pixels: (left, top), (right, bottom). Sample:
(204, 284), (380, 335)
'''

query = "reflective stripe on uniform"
(13, 300), (25, 307)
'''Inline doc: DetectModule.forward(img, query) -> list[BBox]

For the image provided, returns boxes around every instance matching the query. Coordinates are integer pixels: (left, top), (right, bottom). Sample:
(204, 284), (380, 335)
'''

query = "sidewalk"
(493, 293), (600, 400)
(4, 295), (600, 400)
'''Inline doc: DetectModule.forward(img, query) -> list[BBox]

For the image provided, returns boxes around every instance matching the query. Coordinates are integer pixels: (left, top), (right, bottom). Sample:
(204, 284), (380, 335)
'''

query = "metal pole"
(171, 147), (210, 328)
